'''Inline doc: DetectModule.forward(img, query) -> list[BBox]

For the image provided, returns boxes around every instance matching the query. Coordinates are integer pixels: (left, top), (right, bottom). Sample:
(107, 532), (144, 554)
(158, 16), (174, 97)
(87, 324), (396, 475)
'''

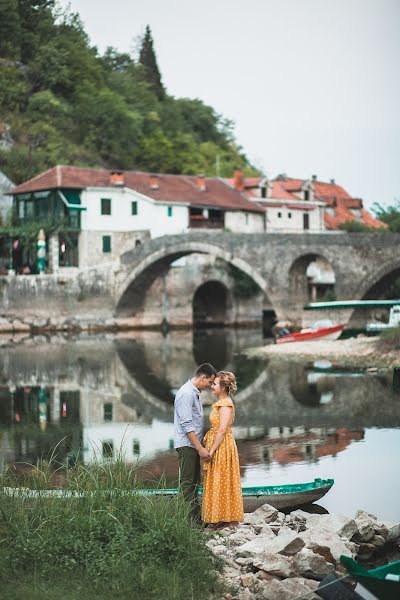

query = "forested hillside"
(0, 0), (257, 184)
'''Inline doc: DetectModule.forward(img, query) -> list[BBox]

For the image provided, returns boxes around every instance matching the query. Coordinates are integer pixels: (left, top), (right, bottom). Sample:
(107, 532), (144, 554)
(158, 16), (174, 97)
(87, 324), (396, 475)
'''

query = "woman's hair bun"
(217, 371), (237, 395)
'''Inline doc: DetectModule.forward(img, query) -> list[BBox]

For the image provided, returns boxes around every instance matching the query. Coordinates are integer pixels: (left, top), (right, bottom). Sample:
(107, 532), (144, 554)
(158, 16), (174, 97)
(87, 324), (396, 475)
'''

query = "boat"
(1, 478), (334, 512)
(340, 555), (400, 600)
(275, 320), (345, 344)
(366, 305), (400, 332)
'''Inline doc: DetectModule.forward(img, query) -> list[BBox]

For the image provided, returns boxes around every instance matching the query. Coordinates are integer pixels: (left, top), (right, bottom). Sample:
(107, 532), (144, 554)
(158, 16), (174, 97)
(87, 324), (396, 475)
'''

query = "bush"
(0, 460), (224, 600)
(380, 326), (400, 351)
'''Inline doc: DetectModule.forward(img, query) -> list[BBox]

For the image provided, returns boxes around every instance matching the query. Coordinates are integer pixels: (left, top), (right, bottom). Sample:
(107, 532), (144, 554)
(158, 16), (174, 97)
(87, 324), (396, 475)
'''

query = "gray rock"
(355, 509), (377, 521)
(252, 553), (296, 578)
(355, 516), (376, 542)
(236, 588), (255, 600)
(294, 548), (335, 580)
(387, 523), (400, 544)
(306, 514), (358, 540)
(290, 509), (310, 522)
(260, 576), (319, 600)
(236, 531), (276, 555)
(253, 503), (279, 523)
(235, 557), (254, 566)
(240, 573), (256, 588)
(229, 528), (257, 546)
(212, 544), (227, 556)
(299, 527), (355, 565)
(357, 542), (376, 560)
(372, 534), (386, 549)
(237, 530), (304, 557)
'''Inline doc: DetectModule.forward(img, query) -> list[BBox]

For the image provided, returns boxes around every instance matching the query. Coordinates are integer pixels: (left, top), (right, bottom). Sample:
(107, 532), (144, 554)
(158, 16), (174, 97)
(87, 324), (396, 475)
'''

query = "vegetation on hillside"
(0, 1), (257, 185)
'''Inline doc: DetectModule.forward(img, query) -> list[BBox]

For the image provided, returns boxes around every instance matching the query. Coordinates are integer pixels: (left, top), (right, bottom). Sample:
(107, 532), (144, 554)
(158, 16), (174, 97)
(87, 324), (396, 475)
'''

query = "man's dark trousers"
(176, 446), (201, 522)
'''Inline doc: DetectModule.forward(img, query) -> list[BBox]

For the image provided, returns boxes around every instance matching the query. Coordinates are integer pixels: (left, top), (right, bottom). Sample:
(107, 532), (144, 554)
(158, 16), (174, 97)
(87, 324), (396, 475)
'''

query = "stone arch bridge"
(115, 231), (400, 327)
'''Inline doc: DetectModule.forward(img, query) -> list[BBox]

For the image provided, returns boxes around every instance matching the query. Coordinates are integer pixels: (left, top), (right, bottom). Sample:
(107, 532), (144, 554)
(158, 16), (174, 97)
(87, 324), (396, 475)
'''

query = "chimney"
(233, 169), (244, 191)
(149, 174), (159, 190)
(110, 171), (124, 186)
(312, 174), (317, 182)
(196, 174), (206, 191)
(330, 178), (335, 185)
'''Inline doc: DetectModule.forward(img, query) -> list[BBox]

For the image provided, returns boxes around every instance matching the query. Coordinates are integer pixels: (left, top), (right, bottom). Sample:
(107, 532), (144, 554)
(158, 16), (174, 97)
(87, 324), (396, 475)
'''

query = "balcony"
(189, 213), (224, 229)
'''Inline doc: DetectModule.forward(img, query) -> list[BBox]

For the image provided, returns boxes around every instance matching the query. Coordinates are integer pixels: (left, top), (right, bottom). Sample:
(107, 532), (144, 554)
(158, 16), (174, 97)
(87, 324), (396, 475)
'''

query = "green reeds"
(0, 455), (225, 600)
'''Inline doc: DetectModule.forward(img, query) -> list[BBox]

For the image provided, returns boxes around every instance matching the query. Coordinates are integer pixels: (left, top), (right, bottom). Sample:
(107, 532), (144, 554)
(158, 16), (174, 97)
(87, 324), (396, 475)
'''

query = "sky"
(59, 0), (400, 209)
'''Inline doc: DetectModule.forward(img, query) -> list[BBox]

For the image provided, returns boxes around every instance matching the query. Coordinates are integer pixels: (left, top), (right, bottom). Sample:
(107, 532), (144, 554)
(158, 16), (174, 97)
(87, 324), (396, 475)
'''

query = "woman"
(201, 371), (244, 529)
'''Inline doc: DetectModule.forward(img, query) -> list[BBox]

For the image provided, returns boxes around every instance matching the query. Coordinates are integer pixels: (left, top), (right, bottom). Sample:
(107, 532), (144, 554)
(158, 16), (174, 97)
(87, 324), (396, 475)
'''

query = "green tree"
(0, 0), (21, 59)
(139, 25), (165, 100)
(372, 200), (400, 232)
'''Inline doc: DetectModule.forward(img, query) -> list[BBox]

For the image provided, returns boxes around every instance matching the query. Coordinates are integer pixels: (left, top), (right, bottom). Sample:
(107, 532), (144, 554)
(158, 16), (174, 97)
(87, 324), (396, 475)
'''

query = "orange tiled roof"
(235, 174), (386, 230)
(10, 166), (264, 213)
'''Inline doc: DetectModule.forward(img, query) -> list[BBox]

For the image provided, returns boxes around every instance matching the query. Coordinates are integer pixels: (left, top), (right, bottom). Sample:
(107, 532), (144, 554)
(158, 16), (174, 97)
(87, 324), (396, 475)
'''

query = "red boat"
(275, 320), (345, 344)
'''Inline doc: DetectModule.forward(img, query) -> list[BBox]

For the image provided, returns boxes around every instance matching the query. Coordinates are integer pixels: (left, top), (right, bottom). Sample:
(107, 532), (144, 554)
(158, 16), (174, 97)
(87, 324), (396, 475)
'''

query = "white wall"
(266, 206), (324, 232)
(80, 187), (189, 238)
(225, 211), (265, 233)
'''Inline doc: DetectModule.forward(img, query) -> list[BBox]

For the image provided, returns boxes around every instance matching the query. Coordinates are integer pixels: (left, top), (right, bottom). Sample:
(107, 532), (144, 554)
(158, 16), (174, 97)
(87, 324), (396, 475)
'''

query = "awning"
(58, 190), (86, 211)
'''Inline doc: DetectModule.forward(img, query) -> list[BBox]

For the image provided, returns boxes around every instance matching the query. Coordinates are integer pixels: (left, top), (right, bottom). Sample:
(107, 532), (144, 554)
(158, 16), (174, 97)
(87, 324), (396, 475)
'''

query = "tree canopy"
(372, 200), (400, 233)
(0, 10), (257, 184)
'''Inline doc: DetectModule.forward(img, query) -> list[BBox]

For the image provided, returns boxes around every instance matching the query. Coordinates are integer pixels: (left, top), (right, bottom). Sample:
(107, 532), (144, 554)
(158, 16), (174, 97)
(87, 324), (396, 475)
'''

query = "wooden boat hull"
(140, 478), (334, 512)
(1, 478), (334, 512)
(276, 324), (345, 344)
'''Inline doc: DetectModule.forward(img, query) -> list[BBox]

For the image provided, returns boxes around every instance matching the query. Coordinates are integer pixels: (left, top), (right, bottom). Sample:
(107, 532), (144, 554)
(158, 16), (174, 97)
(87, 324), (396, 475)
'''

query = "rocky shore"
(207, 505), (400, 599)
(246, 336), (399, 369)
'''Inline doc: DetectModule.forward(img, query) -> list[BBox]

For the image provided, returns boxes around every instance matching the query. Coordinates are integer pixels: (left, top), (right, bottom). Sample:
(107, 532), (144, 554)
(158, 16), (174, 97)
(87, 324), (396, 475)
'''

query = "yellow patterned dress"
(201, 398), (244, 524)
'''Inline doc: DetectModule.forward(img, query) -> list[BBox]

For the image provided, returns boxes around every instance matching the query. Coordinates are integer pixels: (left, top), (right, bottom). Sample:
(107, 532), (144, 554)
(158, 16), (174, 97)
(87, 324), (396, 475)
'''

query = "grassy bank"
(0, 460), (223, 600)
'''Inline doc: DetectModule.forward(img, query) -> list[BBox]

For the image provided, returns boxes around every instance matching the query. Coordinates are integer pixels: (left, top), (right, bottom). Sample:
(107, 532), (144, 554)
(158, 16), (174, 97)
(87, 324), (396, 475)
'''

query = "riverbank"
(246, 335), (399, 369)
(209, 504), (400, 600)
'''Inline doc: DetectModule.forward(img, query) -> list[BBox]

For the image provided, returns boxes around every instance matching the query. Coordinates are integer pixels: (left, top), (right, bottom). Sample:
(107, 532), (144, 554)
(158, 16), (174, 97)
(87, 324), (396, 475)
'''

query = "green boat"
(2, 478), (334, 512)
(340, 555), (400, 600)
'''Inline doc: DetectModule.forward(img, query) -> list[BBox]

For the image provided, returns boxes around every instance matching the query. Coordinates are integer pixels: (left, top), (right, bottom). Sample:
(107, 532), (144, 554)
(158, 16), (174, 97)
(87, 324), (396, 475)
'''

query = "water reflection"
(0, 331), (399, 490)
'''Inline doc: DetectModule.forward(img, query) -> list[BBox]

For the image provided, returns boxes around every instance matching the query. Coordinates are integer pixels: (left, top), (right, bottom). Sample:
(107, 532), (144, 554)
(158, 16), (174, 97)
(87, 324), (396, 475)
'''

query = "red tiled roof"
(313, 180), (351, 199)
(324, 197), (387, 230)
(225, 177), (299, 201)
(10, 166), (264, 213)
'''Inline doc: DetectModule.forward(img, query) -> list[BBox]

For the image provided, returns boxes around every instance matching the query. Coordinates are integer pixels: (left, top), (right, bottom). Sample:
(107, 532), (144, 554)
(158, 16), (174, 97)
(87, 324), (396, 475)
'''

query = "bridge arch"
(116, 240), (271, 318)
(289, 253), (336, 304)
(348, 259), (400, 326)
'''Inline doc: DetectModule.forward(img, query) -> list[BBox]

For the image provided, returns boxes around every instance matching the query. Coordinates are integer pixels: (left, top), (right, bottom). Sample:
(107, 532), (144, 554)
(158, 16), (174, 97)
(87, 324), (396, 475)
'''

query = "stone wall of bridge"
(0, 231), (399, 331)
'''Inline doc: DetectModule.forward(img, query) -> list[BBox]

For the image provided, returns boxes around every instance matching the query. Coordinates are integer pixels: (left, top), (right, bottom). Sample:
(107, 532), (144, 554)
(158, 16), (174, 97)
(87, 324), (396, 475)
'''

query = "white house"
(9, 166), (265, 270)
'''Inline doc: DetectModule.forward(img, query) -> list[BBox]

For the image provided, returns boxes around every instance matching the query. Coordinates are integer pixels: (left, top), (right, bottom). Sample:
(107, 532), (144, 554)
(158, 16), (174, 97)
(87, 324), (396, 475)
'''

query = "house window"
(303, 213), (310, 230)
(304, 190), (310, 201)
(167, 206), (173, 217)
(245, 213), (249, 225)
(103, 403), (113, 422)
(261, 186), (267, 199)
(102, 235), (111, 253)
(133, 439), (140, 456)
(288, 212), (292, 219)
(278, 212), (282, 218)
(101, 198), (111, 215)
(131, 201), (138, 215)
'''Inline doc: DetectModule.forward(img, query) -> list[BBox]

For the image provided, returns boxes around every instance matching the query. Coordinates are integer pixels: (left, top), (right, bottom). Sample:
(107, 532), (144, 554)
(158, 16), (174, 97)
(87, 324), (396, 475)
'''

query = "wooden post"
(393, 366), (400, 393)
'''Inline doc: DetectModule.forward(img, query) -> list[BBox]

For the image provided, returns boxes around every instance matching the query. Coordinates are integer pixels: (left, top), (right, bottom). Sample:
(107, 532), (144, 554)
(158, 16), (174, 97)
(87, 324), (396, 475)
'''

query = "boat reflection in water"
(0, 329), (399, 517)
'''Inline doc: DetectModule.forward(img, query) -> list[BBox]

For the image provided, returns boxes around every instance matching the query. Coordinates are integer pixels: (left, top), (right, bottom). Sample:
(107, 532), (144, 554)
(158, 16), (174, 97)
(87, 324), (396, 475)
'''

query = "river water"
(1, 329), (399, 521)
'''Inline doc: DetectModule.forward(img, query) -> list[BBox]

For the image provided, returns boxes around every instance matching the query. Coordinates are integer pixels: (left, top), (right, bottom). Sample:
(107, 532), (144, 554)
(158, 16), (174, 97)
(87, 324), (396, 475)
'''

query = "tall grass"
(0, 458), (225, 600)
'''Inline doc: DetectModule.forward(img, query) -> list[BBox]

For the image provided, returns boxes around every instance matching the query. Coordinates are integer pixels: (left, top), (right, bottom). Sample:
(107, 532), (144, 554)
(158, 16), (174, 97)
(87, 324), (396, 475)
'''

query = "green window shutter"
(101, 198), (111, 215)
(131, 201), (138, 215)
(167, 206), (173, 217)
(102, 235), (111, 253)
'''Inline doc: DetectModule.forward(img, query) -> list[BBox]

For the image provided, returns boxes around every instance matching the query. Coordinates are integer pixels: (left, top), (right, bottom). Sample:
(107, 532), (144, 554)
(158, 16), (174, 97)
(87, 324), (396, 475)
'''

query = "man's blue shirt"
(174, 379), (203, 449)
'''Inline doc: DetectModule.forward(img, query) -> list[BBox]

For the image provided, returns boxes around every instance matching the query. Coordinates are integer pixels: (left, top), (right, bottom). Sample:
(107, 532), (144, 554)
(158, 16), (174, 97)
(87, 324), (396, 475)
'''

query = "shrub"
(0, 460), (224, 600)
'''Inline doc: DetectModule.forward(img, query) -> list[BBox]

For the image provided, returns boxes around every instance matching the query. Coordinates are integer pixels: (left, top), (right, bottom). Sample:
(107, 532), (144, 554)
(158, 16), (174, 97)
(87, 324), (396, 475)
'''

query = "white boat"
(366, 305), (400, 332)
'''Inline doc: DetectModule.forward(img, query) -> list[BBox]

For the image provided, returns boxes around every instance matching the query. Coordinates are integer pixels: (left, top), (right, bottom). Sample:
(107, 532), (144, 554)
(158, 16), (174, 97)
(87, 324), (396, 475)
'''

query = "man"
(174, 362), (217, 523)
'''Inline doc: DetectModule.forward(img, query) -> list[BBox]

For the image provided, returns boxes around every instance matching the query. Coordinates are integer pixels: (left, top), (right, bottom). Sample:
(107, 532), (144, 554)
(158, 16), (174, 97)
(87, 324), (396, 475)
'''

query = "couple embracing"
(174, 363), (244, 529)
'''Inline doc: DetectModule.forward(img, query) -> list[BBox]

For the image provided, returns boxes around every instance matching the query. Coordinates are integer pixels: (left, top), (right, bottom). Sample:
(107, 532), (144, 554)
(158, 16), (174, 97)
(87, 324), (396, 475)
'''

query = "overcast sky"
(60, 0), (400, 209)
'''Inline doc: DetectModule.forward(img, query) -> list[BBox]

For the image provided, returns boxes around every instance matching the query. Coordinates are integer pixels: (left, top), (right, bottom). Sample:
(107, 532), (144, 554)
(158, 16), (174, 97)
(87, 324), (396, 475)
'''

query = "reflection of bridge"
(116, 232), (400, 325)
